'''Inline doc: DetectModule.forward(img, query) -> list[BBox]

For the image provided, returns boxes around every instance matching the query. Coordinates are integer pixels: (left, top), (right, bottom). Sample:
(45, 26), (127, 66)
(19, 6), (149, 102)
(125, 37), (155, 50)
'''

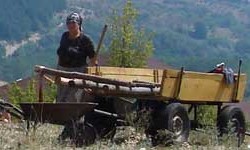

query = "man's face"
(67, 22), (79, 33)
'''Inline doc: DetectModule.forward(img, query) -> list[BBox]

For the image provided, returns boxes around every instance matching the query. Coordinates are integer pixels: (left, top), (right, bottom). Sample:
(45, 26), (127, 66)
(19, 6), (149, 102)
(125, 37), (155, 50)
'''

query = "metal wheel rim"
(231, 118), (240, 133)
(230, 118), (244, 146)
(172, 115), (183, 136)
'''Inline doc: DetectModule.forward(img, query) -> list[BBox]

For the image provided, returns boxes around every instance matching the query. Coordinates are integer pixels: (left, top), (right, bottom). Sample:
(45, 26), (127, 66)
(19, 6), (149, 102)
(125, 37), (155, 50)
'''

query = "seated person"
(208, 62), (234, 84)
(208, 62), (225, 73)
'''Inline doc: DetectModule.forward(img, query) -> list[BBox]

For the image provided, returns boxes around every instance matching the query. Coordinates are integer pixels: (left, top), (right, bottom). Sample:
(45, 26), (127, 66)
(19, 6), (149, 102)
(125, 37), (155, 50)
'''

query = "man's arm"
(57, 32), (69, 57)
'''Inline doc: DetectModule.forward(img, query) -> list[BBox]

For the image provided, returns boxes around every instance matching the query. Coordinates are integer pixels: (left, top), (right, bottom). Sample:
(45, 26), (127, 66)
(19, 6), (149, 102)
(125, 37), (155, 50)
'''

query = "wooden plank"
(235, 75), (247, 101)
(160, 69), (179, 98)
(161, 69), (247, 102)
(58, 79), (161, 98)
(95, 75), (156, 83)
(34, 66), (160, 88)
(87, 66), (163, 76)
(87, 66), (164, 83)
(35, 65), (247, 103)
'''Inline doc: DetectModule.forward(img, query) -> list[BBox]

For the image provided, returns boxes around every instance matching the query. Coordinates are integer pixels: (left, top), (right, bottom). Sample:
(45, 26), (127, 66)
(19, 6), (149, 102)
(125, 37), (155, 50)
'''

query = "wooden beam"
(35, 65), (161, 88)
(38, 73), (44, 102)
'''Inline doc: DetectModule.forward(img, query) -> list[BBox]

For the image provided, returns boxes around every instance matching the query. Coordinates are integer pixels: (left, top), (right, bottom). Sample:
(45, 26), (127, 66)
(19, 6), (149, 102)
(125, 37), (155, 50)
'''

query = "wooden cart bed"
(35, 65), (247, 103)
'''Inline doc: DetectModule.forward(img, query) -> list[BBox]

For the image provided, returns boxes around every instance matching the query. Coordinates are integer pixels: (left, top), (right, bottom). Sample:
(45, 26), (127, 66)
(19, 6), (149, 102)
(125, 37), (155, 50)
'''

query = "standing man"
(56, 12), (97, 102)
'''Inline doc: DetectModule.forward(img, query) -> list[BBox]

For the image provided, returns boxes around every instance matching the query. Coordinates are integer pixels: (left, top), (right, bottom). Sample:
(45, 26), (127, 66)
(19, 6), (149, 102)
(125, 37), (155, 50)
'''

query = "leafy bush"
(8, 78), (56, 107)
(197, 106), (217, 125)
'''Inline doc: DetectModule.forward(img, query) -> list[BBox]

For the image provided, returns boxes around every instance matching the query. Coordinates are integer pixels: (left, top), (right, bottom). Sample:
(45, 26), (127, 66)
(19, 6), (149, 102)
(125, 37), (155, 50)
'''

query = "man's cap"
(66, 12), (82, 25)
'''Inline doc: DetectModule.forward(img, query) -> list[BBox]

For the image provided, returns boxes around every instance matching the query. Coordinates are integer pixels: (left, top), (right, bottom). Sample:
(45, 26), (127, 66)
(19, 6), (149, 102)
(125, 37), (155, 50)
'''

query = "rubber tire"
(75, 122), (96, 147)
(148, 103), (190, 146)
(217, 105), (246, 146)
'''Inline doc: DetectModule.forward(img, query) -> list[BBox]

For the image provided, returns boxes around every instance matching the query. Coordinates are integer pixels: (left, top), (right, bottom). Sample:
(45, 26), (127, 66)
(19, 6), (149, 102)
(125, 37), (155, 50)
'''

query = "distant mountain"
(1, 0), (250, 98)
(0, 0), (66, 41)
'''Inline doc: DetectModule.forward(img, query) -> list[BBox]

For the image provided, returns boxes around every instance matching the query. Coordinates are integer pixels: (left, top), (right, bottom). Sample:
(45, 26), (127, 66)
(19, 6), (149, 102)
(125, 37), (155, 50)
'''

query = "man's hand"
(89, 55), (98, 66)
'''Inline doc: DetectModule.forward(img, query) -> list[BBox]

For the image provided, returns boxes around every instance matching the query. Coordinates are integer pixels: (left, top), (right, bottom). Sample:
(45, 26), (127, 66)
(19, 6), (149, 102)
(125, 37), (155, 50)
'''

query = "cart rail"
(34, 65), (247, 103)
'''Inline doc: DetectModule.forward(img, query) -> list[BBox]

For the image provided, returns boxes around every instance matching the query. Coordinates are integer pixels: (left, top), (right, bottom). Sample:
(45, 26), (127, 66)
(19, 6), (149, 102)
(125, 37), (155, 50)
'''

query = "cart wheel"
(75, 122), (96, 147)
(58, 121), (97, 147)
(217, 105), (246, 146)
(148, 103), (190, 146)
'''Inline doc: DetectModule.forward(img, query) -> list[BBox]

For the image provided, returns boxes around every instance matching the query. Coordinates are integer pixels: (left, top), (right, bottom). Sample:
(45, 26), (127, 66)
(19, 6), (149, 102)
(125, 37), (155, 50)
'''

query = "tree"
(108, 0), (154, 68)
(8, 78), (56, 107)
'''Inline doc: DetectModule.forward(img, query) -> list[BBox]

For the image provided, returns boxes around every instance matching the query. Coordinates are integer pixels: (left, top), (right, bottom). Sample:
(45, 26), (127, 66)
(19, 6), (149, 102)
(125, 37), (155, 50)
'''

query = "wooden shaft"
(60, 80), (160, 93)
(96, 24), (108, 55)
(57, 78), (160, 98)
(44, 75), (55, 84)
(38, 73), (44, 102)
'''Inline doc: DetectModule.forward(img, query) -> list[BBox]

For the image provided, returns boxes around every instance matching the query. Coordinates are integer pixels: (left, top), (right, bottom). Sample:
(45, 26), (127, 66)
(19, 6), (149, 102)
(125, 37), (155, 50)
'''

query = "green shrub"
(197, 105), (217, 125)
(8, 77), (56, 107)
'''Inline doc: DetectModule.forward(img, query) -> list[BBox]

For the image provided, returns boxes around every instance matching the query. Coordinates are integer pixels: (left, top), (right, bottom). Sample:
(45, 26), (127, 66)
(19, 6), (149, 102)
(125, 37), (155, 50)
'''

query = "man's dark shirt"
(57, 32), (95, 68)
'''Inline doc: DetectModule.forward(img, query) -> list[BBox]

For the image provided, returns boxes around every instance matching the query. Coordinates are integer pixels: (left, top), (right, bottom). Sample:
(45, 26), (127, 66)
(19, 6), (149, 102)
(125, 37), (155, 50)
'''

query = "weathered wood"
(232, 60), (242, 102)
(35, 65), (247, 103)
(43, 75), (55, 84)
(96, 24), (108, 56)
(35, 65), (161, 88)
(161, 70), (247, 102)
(59, 78), (160, 97)
(87, 66), (164, 83)
(174, 67), (184, 99)
(38, 73), (44, 102)
(245, 131), (250, 136)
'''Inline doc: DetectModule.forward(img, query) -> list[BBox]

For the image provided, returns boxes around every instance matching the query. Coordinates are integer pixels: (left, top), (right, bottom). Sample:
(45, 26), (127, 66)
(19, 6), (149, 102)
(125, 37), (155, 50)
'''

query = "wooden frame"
(35, 65), (247, 103)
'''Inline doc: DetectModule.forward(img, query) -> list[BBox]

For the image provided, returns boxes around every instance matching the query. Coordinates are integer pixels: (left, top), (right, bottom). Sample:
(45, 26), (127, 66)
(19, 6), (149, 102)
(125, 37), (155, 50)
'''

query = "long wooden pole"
(95, 24), (108, 74)
(96, 24), (108, 56)
(34, 65), (161, 88)
(38, 73), (44, 102)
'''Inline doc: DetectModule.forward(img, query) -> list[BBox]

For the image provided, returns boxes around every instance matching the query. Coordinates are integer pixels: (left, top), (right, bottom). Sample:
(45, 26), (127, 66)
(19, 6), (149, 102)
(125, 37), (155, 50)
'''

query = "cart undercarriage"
(1, 64), (248, 147)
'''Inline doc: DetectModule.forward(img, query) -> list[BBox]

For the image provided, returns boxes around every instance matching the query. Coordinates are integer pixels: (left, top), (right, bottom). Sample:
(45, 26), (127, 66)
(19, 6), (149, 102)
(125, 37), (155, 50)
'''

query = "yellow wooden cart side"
(87, 66), (164, 83)
(87, 66), (247, 103)
(160, 69), (247, 103)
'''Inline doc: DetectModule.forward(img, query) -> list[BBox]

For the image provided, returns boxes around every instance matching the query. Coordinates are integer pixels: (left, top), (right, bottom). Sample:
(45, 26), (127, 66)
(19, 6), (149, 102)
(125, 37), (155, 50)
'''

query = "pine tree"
(108, 0), (154, 68)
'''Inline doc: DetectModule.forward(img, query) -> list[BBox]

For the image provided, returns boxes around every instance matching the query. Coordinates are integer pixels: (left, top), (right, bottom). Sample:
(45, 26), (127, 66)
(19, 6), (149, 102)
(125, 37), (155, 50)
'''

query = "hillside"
(0, 0), (66, 41)
(1, 0), (250, 97)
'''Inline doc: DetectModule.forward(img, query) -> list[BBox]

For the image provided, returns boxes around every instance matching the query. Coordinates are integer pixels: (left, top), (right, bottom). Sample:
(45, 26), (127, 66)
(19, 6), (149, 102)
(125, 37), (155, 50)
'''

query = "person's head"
(216, 62), (225, 69)
(66, 12), (82, 34)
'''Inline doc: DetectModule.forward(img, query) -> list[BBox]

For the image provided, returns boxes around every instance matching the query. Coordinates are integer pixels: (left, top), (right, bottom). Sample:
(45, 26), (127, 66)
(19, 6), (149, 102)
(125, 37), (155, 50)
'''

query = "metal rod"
(188, 105), (193, 113)
(94, 109), (119, 118)
(217, 103), (222, 122)
(194, 105), (197, 122)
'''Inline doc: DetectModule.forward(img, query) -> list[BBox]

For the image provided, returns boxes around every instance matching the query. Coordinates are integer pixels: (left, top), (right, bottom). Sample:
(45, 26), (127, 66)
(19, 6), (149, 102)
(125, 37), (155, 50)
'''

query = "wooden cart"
(18, 64), (247, 147)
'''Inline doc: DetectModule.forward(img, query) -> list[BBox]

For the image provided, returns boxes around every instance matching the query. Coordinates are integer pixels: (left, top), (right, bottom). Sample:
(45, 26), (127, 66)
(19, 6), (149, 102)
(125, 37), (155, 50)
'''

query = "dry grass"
(0, 122), (250, 150)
